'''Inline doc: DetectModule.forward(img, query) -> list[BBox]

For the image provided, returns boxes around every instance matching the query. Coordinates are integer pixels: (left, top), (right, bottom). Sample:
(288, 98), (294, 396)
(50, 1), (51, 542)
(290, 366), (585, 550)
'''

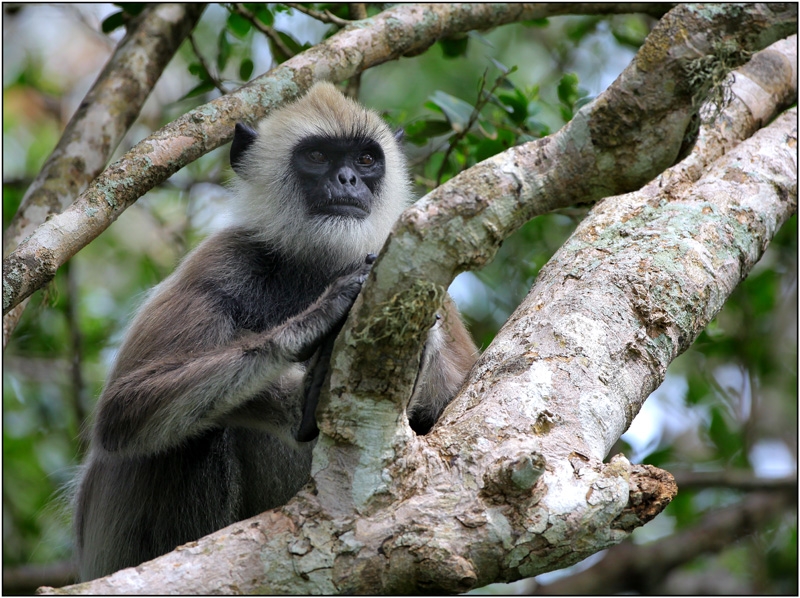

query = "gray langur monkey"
(74, 82), (478, 581)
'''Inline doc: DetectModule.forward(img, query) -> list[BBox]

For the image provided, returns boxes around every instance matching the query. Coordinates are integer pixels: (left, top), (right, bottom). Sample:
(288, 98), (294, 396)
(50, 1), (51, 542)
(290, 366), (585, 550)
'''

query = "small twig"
(349, 3), (367, 20)
(188, 34), (229, 94)
(284, 2), (352, 27)
(64, 262), (89, 456)
(231, 4), (295, 62)
(435, 69), (510, 185)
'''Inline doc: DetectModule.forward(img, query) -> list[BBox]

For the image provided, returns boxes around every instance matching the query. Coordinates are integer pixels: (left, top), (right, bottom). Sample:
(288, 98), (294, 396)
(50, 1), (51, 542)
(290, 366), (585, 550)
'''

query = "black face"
(291, 135), (385, 220)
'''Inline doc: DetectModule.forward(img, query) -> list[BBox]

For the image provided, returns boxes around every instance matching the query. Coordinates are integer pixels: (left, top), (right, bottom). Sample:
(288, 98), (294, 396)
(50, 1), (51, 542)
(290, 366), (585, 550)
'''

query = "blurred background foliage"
(2, 4), (796, 594)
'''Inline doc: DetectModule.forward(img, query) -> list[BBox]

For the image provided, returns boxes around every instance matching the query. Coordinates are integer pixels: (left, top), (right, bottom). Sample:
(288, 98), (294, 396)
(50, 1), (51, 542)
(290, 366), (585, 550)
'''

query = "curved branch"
(323, 9), (797, 464)
(41, 60), (797, 598)
(2, 3), (673, 316)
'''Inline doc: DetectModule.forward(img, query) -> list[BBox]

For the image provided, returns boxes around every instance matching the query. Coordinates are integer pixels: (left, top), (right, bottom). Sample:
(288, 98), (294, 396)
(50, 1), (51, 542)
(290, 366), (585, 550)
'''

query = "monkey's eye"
(307, 150), (327, 163)
(356, 153), (375, 166)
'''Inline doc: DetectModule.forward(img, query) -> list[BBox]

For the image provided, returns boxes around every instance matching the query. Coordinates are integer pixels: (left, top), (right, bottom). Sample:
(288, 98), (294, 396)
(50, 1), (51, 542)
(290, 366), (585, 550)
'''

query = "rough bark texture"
(2, 3), (206, 347)
(319, 10), (797, 467)
(9, 3), (793, 318)
(39, 28), (797, 593)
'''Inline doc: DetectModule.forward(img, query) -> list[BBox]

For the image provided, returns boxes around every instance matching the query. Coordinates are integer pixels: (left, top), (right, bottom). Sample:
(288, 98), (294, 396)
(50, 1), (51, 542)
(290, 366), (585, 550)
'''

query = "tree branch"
(2, 3), (678, 318)
(322, 10), (798, 476)
(533, 491), (794, 594)
(2, 3), (206, 347)
(41, 43), (797, 598)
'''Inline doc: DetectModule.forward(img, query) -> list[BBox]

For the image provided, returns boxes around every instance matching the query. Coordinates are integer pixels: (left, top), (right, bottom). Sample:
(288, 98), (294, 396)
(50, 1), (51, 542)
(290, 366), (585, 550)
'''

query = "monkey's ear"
(393, 128), (404, 143)
(230, 123), (258, 175)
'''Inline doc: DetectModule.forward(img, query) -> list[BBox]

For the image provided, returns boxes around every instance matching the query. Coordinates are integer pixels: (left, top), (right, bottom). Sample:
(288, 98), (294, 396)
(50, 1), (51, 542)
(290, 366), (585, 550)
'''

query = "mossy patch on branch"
(352, 278), (444, 346)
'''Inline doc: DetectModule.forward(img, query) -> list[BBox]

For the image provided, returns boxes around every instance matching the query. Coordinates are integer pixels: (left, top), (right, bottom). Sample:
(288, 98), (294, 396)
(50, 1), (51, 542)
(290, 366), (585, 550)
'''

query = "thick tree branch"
(25, 6), (796, 595)
(2, 3), (205, 347)
(533, 491), (795, 594)
(42, 63), (797, 598)
(453, 106), (795, 461)
(2, 3), (676, 317)
(323, 11), (797, 474)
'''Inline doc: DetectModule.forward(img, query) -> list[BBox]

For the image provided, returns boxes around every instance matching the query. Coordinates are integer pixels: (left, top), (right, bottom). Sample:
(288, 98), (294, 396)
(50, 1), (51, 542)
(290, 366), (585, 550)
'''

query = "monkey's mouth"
(310, 196), (371, 220)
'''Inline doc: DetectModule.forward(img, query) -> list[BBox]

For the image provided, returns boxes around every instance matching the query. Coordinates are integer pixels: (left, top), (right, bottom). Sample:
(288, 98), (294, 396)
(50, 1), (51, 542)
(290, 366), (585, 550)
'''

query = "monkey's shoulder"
(165, 229), (334, 331)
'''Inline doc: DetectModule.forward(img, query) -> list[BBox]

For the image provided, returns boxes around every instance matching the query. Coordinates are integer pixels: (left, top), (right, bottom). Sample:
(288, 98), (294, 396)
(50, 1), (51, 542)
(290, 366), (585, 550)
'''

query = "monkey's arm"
(408, 296), (479, 434)
(93, 262), (371, 456)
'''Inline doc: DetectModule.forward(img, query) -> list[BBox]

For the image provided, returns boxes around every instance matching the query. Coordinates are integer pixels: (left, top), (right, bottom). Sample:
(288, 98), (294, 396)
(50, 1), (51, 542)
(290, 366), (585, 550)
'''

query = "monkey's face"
(291, 135), (385, 221)
(228, 82), (412, 266)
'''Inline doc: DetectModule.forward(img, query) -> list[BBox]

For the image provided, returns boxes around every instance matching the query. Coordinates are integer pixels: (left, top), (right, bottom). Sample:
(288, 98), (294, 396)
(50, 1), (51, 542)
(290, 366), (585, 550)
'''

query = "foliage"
(1, 4), (795, 594)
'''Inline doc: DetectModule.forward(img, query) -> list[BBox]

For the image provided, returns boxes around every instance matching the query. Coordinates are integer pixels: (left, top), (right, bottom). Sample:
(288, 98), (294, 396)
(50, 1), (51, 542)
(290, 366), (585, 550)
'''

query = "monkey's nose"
(337, 167), (357, 186)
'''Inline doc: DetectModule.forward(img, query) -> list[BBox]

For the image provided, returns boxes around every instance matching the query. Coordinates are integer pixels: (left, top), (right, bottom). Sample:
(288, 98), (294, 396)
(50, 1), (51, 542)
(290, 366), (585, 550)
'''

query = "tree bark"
(39, 25), (797, 593)
(318, 17), (798, 480)
(11, 3), (793, 319)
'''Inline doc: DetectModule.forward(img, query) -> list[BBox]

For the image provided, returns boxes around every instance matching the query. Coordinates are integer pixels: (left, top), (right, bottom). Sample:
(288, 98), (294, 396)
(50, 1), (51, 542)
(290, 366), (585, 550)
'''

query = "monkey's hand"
(288, 253), (375, 364)
(295, 254), (375, 442)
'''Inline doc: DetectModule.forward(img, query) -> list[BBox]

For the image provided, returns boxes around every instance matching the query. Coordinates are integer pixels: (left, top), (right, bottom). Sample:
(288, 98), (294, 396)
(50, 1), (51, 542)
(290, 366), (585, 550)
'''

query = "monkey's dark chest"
(213, 249), (339, 333)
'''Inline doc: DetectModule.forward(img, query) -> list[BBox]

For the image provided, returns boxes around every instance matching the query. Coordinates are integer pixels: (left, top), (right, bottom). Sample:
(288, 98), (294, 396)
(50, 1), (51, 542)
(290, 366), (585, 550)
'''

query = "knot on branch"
(418, 553), (478, 594)
(612, 462), (678, 532)
(481, 448), (546, 502)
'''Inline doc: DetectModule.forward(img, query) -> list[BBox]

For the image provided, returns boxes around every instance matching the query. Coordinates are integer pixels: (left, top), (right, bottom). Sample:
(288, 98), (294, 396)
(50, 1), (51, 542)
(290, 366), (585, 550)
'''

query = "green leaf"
(101, 11), (126, 33)
(183, 80), (215, 99)
(227, 12), (251, 39)
(188, 62), (210, 81)
(439, 36), (469, 58)
(427, 91), (475, 134)
(557, 72), (580, 107)
(239, 58), (254, 82)
(424, 101), (444, 115)
(255, 4), (274, 26)
(522, 18), (549, 27)
(497, 89), (528, 124)
(707, 407), (742, 461)
(217, 30), (231, 72)
(404, 119), (454, 145)
(117, 3), (146, 16)
(276, 31), (305, 56)
(474, 129), (515, 162)
(565, 16), (601, 42)
(611, 15), (650, 48)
